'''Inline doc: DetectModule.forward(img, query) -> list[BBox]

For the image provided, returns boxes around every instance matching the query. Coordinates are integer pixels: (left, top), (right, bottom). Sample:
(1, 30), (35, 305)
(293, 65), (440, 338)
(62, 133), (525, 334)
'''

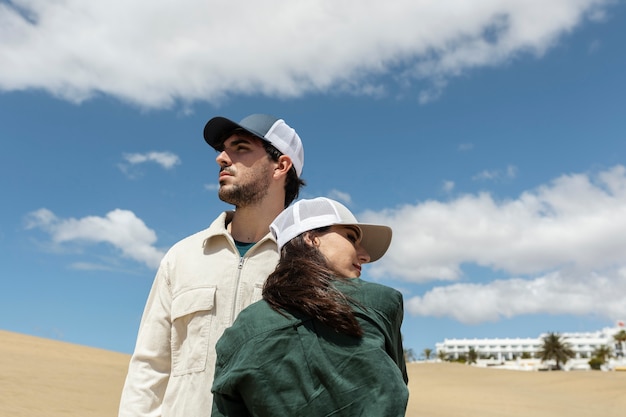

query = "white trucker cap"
(270, 197), (392, 262)
(203, 113), (304, 177)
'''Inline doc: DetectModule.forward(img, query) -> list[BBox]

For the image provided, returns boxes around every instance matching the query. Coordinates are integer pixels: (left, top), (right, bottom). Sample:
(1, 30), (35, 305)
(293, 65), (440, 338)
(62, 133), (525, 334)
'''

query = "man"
(118, 114), (305, 417)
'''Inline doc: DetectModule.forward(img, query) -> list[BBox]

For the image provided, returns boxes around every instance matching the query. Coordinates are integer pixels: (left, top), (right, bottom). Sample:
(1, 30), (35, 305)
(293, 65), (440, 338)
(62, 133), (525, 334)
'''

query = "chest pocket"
(171, 286), (216, 376)
(252, 283), (263, 303)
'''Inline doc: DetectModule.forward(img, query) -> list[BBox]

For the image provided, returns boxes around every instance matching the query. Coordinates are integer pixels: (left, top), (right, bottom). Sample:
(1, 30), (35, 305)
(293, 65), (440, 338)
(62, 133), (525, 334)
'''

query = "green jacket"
(211, 278), (409, 416)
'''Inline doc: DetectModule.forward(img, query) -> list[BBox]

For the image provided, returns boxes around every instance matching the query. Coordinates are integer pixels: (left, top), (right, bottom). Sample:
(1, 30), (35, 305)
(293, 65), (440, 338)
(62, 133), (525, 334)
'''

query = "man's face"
(215, 133), (274, 207)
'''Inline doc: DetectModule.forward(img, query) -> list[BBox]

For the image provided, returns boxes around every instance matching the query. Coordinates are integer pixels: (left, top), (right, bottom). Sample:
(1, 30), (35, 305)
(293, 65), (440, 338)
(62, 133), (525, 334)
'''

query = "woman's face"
(310, 225), (371, 278)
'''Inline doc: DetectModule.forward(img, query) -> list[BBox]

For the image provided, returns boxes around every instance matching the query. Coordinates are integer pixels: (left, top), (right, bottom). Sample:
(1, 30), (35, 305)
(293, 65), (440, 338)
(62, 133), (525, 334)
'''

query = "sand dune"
(1, 329), (624, 417)
(0, 330), (129, 417)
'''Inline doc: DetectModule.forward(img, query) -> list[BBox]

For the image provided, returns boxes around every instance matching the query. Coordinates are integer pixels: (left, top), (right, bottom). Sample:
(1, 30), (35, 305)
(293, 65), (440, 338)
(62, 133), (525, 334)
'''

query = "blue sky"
(1, 0), (625, 356)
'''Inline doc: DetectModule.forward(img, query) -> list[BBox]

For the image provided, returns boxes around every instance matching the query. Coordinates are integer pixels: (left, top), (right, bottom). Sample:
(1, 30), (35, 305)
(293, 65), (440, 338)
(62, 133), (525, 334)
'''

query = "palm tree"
(538, 332), (575, 370)
(467, 347), (478, 365)
(404, 348), (416, 362)
(437, 349), (448, 361)
(591, 345), (613, 364)
(613, 330), (626, 358)
(422, 348), (433, 361)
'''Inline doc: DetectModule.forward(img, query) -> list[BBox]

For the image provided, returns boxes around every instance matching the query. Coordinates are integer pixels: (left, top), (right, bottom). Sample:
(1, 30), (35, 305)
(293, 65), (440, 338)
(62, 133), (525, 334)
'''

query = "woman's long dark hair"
(262, 227), (363, 337)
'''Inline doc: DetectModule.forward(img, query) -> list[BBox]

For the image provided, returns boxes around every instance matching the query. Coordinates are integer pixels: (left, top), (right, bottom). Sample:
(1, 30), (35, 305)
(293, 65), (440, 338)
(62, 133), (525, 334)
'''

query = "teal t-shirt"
(234, 240), (256, 257)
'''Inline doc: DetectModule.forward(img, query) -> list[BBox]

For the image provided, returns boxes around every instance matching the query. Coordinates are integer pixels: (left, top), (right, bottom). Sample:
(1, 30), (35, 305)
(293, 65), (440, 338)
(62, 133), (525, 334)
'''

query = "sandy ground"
(1, 329), (625, 417)
(406, 362), (625, 417)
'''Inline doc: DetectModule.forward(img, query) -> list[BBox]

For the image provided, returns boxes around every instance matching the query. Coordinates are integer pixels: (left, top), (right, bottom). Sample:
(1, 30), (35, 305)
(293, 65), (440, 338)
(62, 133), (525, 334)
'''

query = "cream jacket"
(118, 211), (279, 417)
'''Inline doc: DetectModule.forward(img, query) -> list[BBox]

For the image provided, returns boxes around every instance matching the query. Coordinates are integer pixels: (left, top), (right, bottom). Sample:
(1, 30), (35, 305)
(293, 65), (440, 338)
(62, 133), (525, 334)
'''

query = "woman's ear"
(303, 232), (318, 247)
(273, 155), (293, 179)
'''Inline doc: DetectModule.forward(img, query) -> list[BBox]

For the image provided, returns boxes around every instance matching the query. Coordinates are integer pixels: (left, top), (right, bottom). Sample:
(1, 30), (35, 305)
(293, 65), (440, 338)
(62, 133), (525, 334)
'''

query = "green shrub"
(588, 357), (603, 370)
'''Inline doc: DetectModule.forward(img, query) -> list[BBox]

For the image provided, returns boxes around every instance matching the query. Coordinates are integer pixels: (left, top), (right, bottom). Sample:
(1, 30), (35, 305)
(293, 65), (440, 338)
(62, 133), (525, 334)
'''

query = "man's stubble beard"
(218, 164), (273, 208)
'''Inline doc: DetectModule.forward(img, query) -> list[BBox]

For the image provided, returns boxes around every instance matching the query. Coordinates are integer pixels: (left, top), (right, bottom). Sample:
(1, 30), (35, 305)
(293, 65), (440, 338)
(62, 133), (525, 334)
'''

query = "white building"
(434, 325), (625, 371)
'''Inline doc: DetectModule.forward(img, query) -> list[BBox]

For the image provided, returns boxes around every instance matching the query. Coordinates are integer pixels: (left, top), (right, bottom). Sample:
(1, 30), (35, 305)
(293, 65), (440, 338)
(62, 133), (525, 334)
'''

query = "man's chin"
(219, 187), (246, 206)
(218, 187), (232, 202)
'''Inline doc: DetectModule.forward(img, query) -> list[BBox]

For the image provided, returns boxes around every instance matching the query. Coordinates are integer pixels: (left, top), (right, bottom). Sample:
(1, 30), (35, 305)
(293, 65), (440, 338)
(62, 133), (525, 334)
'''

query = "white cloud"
(458, 143), (474, 151)
(473, 169), (498, 180)
(472, 164), (518, 181)
(0, 0), (615, 108)
(406, 268), (626, 324)
(588, 39), (602, 53)
(69, 262), (116, 272)
(359, 165), (626, 323)
(364, 165), (626, 281)
(506, 165), (518, 178)
(327, 189), (352, 205)
(25, 208), (165, 269)
(119, 151), (180, 178)
(123, 151), (180, 169)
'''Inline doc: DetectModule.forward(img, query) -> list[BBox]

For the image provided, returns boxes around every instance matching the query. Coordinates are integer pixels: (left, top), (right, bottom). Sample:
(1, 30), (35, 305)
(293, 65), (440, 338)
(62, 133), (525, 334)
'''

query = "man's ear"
(273, 155), (293, 179)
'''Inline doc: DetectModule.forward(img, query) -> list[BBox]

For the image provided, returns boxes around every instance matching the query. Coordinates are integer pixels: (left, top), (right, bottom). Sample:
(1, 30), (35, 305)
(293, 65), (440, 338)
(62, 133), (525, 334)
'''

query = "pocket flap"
(171, 286), (216, 321)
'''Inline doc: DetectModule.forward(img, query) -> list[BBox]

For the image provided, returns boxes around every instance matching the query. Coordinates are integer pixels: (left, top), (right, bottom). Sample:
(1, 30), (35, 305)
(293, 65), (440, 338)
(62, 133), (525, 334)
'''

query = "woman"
(211, 197), (409, 416)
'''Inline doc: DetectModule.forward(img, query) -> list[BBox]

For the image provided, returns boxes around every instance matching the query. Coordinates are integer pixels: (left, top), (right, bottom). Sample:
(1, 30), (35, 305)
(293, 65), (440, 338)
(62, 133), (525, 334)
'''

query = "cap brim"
(203, 117), (265, 149)
(358, 224), (392, 262)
